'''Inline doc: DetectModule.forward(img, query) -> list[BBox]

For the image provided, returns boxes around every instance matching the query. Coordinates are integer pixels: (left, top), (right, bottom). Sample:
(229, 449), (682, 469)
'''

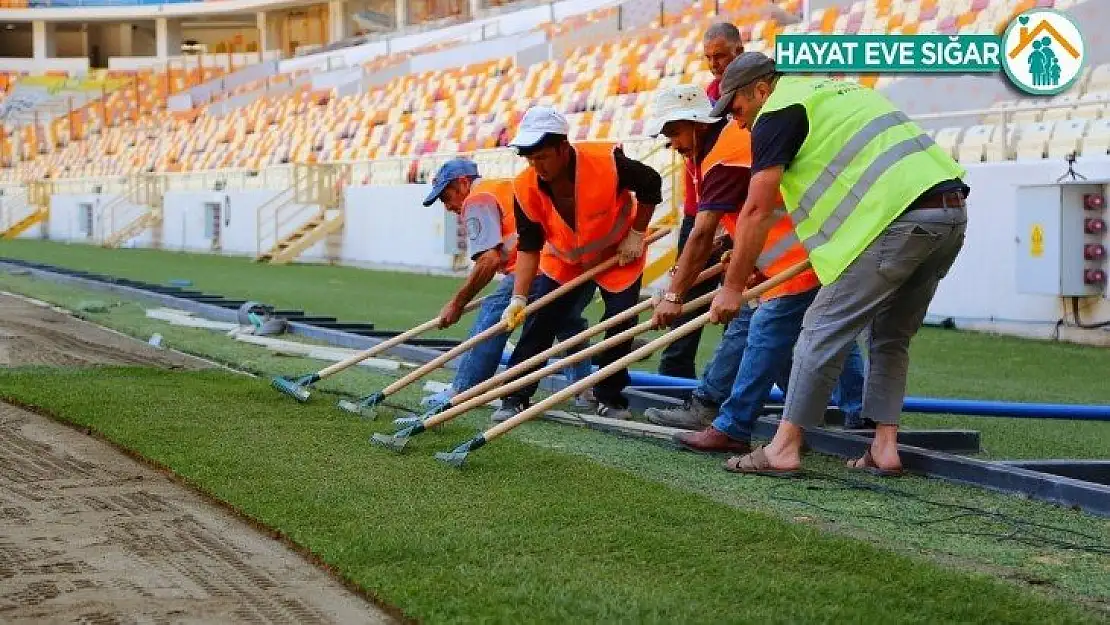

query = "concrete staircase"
(256, 164), (347, 265)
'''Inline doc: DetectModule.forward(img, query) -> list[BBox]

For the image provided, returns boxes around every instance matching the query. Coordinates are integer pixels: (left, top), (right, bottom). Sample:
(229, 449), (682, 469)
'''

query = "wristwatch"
(662, 292), (683, 304)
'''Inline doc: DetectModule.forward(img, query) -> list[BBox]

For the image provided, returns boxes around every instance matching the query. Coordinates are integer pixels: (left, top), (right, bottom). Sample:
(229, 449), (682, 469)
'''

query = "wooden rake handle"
(422, 271), (726, 429)
(441, 260), (727, 413)
(315, 297), (485, 380)
(480, 259), (813, 443)
(380, 227), (672, 396)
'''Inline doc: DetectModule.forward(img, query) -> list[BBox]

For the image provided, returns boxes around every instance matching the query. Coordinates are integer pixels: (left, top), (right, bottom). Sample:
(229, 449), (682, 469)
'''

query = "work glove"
(616, 229), (646, 266)
(501, 295), (528, 330)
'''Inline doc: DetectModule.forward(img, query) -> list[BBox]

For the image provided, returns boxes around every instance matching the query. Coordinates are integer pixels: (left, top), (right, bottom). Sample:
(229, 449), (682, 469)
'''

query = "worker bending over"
(645, 84), (866, 453)
(491, 106), (663, 422)
(708, 53), (967, 476)
(658, 21), (745, 379)
(421, 158), (595, 409)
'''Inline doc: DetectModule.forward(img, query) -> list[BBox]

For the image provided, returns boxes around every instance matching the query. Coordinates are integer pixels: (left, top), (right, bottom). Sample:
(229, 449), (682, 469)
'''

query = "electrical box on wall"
(1015, 182), (1109, 297)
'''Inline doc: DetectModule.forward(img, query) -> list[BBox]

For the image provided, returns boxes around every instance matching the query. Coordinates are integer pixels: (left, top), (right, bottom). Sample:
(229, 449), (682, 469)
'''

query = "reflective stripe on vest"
(755, 210), (800, 271)
(543, 197), (634, 264)
(794, 126), (939, 252)
(755, 76), (965, 284)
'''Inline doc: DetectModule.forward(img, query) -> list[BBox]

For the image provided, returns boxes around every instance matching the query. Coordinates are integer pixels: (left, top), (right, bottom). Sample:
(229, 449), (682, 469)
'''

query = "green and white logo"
(773, 9), (1087, 96)
(1000, 9), (1087, 96)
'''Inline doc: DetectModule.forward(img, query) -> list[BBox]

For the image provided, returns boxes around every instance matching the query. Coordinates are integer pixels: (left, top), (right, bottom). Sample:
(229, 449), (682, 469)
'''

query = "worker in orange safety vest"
(420, 158), (595, 410)
(489, 106), (663, 423)
(644, 84), (867, 453)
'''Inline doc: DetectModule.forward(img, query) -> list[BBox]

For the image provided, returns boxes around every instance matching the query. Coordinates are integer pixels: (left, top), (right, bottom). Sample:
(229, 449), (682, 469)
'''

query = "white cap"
(509, 106), (571, 149)
(644, 84), (721, 138)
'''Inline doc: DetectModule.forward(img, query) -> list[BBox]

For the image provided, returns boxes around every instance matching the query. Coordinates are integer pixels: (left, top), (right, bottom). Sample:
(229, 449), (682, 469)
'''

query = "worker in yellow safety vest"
(707, 52), (968, 477)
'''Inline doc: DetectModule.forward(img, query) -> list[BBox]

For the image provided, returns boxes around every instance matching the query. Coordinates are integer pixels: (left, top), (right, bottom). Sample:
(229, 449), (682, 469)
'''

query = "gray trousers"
(782, 205), (967, 428)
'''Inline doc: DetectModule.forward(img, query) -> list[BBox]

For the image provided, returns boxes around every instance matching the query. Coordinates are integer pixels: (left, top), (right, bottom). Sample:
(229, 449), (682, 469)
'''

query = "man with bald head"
(657, 21), (745, 382)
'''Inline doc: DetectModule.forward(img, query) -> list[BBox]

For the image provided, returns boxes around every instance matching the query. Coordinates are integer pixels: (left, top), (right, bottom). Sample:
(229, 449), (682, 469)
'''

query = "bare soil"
(0, 294), (206, 369)
(0, 294), (395, 624)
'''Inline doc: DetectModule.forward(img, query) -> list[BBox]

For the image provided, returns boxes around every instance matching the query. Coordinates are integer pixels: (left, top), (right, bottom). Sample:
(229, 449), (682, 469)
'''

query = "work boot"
(491, 399), (528, 423)
(674, 427), (751, 454)
(596, 401), (632, 420)
(644, 396), (717, 430)
(573, 388), (598, 411)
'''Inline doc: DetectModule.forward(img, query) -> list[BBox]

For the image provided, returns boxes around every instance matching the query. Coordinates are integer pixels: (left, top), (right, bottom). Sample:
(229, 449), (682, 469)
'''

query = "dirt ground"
(0, 294), (206, 369)
(0, 294), (395, 624)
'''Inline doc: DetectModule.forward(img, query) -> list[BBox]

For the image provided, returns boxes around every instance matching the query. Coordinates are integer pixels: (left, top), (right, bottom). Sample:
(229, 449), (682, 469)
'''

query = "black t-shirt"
(750, 104), (969, 202)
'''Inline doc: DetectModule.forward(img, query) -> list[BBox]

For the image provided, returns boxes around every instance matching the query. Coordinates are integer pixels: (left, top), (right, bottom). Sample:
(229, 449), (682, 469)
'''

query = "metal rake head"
(369, 432), (411, 452)
(337, 391), (384, 419)
(270, 375), (312, 402)
(434, 450), (469, 468)
(434, 435), (487, 469)
(392, 414), (424, 427)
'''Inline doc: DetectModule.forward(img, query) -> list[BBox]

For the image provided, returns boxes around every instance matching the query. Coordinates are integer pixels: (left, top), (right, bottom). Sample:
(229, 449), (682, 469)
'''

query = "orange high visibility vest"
(700, 124), (821, 301)
(514, 142), (643, 293)
(463, 178), (520, 274)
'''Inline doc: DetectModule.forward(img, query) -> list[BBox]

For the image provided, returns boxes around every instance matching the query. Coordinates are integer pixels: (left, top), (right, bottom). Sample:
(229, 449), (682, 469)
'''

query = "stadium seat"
(957, 124), (995, 162)
(1014, 121), (1054, 161)
(1080, 119), (1110, 158)
(1047, 119), (1087, 159)
(1040, 96), (1076, 122)
(1073, 91), (1109, 121)
(934, 126), (964, 158)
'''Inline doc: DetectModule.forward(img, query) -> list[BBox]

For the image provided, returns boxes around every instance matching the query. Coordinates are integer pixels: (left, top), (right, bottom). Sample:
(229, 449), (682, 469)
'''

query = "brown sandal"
(847, 449), (904, 478)
(723, 445), (803, 477)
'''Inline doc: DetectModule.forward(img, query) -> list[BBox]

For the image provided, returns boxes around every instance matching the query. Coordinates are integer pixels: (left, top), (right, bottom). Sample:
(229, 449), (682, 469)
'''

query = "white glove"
(501, 295), (528, 330)
(616, 229), (646, 266)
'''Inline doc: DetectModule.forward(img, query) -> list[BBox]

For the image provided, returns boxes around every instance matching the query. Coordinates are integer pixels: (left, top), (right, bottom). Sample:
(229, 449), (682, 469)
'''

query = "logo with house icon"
(1001, 9), (1087, 96)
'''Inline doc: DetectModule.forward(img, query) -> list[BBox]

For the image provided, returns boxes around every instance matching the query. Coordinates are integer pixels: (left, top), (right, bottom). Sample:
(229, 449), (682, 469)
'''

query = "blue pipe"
(501, 353), (1110, 421)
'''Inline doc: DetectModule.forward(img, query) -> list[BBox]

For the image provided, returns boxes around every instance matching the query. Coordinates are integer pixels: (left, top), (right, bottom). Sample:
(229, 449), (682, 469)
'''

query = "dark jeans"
(503, 273), (642, 408)
(657, 214), (724, 379)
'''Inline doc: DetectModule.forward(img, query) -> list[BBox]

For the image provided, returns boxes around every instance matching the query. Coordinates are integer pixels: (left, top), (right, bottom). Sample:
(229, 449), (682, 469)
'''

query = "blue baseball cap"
(423, 158), (480, 207)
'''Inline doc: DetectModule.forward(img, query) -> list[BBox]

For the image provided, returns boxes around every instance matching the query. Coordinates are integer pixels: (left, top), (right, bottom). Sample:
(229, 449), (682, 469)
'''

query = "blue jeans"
(707, 288), (866, 442)
(452, 275), (594, 393)
(692, 304), (755, 406)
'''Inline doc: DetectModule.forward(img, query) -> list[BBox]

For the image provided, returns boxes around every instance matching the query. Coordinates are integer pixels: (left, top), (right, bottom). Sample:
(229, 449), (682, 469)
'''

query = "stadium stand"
(0, 0), (1105, 187)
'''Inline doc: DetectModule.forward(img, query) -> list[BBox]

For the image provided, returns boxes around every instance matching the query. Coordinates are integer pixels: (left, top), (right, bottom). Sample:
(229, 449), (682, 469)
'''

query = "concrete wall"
(343, 184), (455, 270)
(409, 28), (545, 72)
(29, 153), (1110, 335)
(163, 188), (305, 257)
(930, 156), (1110, 328)
(48, 193), (152, 248)
(0, 57), (89, 74)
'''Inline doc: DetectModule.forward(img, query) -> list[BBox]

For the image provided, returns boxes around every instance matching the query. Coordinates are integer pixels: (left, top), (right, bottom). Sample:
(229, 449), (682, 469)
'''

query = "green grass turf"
(0, 239), (729, 370)
(3, 241), (1109, 459)
(2, 271), (1109, 611)
(0, 365), (1103, 624)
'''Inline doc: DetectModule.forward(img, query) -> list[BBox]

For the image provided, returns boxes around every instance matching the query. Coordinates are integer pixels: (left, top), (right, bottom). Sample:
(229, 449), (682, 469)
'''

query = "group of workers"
(420, 22), (968, 476)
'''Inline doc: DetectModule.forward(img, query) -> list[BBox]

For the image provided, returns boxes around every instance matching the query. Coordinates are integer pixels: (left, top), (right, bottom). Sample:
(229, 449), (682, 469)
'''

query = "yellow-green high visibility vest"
(755, 76), (965, 284)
